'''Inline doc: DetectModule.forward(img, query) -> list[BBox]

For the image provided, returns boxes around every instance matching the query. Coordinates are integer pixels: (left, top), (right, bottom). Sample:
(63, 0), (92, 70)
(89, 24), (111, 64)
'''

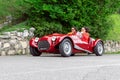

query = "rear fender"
(93, 39), (104, 47)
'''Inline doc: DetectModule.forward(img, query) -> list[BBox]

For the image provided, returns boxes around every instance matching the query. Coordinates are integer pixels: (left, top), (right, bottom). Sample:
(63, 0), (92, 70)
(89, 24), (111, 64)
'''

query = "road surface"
(0, 54), (120, 80)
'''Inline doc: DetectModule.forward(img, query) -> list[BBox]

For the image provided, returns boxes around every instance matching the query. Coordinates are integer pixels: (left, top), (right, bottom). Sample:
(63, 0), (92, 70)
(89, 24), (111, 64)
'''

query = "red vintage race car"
(29, 33), (104, 57)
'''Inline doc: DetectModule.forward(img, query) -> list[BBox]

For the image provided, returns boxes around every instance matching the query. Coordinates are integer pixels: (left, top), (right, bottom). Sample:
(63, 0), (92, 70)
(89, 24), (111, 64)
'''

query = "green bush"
(28, 18), (63, 37)
(0, 0), (30, 17)
(24, 0), (120, 39)
(0, 0), (30, 25)
(106, 14), (120, 41)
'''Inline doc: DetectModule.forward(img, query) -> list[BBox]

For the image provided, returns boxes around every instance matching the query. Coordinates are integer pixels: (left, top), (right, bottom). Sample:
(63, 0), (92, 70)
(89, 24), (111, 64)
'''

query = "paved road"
(0, 54), (120, 80)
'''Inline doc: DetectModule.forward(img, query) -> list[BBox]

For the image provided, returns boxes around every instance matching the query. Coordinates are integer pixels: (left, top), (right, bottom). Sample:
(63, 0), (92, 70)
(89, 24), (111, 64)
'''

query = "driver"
(68, 27), (77, 35)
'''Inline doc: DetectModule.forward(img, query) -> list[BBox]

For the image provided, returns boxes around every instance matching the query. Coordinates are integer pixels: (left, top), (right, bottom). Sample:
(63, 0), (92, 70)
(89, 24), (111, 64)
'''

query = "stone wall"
(104, 40), (120, 53)
(0, 27), (35, 56)
(0, 28), (120, 56)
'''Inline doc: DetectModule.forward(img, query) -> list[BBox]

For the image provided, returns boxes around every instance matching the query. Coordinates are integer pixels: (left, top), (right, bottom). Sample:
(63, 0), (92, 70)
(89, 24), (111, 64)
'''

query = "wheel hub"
(63, 42), (71, 54)
(98, 44), (103, 54)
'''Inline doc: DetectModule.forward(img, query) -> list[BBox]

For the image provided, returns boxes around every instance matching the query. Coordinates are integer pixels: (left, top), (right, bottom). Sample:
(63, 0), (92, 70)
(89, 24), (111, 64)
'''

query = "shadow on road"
(38, 53), (96, 57)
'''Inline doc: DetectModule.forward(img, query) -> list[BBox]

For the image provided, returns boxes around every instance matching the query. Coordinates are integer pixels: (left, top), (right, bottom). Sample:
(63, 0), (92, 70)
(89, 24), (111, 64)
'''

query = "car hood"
(45, 33), (65, 37)
(39, 33), (66, 40)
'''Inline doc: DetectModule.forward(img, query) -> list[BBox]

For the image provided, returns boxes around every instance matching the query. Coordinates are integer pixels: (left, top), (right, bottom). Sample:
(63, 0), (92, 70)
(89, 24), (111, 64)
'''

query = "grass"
(105, 51), (120, 54)
(0, 21), (30, 34)
(106, 14), (120, 41)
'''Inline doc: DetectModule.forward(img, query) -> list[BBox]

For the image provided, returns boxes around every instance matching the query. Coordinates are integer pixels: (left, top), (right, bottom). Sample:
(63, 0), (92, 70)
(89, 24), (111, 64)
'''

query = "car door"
(70, 34), (90, 52)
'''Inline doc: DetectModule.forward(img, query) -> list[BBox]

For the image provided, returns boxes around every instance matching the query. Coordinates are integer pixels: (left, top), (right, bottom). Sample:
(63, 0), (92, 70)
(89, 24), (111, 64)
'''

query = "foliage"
(24, 0), (120, 39)
(0, 0), (30, 16)
(106, 14), (120, 41)
(0, 21), (30, 34)
(28, 18), (63, 37)
(0, 0), (30, 21)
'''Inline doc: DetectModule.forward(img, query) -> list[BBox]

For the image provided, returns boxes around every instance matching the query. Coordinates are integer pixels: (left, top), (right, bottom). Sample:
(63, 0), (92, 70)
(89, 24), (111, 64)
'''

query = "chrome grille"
(38, 41), (50, 50)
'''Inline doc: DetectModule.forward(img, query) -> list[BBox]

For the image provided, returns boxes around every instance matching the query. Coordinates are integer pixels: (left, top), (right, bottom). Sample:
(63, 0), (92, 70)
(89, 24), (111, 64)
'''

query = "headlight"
(34, 37), (39, 42)
(51, 36), (57, 41)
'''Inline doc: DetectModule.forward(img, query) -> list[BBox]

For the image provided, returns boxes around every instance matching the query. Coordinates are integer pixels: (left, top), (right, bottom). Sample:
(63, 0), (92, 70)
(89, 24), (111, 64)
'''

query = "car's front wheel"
(59, 39), (72, 57)
(30, 46), (42, 56)
(94, 41), (104, 56)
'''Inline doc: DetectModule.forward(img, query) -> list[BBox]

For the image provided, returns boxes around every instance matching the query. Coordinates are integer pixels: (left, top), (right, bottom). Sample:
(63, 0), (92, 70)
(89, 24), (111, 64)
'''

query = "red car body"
(29, 33), (104, 57)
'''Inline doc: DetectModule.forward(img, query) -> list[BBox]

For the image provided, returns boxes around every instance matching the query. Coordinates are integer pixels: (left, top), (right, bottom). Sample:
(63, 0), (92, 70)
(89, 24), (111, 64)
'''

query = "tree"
(24, 0), (120, 39)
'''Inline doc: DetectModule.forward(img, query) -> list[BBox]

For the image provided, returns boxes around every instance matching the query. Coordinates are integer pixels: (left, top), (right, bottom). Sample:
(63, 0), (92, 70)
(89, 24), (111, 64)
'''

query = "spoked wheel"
(59, 39), (72, 57)
(30, 46), (42, 56)
(94, 41), (104, 56)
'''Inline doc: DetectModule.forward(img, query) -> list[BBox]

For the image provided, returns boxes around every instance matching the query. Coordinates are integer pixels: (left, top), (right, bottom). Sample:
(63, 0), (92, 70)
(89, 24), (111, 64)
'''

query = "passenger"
(68, 27), (77, 35)
(80, 27), (90, 42)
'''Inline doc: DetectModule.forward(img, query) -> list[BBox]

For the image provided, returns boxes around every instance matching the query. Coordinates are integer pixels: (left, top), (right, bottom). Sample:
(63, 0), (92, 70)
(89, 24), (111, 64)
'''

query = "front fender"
(29, 37), (38, 48)
(55, 35), (73, 46)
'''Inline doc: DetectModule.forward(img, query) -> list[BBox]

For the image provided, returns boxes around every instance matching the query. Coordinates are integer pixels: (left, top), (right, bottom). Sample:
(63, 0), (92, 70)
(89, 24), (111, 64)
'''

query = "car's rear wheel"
(30, 46), (42, 56)
(94, 41), (104, 56)
(59, 39), (72, 57)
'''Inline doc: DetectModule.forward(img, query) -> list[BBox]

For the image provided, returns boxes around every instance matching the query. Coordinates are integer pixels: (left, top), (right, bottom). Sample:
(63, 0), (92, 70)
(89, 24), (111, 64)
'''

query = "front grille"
(38, 41), (50, 50)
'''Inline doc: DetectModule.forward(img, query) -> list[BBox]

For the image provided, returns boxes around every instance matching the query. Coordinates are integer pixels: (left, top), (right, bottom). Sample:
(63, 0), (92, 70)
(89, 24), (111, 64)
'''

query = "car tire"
(30, 46), (42, 56)
(59, 38), (72, 57)
(94, 41), (104, 56)
(71, 53), (75, 56)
